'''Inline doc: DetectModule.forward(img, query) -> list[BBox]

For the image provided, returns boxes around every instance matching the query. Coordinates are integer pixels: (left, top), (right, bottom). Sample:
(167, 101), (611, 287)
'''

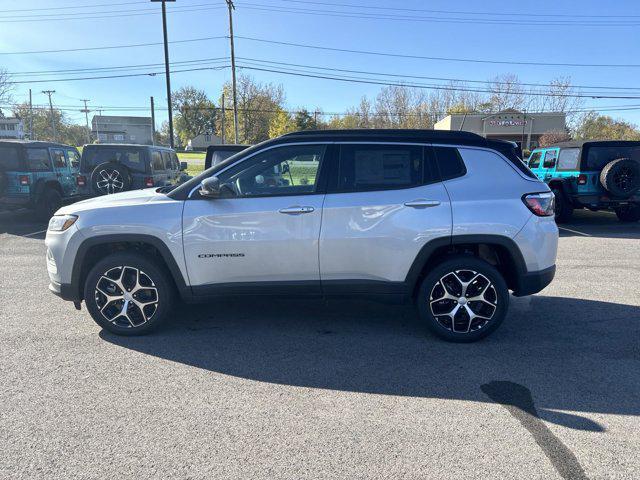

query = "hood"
(57, 188), (166, 215)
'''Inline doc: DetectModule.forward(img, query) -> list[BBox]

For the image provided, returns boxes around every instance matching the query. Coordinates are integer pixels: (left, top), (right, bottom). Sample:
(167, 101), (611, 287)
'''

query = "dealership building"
(434, 109), (566, 151)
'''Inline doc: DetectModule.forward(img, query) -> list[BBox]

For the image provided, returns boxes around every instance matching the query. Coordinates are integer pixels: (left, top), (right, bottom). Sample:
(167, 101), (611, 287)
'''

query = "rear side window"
(151, 151), (164, 171)
(25, 148), (51, 171)
(433, 147), (466, 180)
(161, 151), (172, 170)
(337, 144), (427, 192)
(528, 151), (543, 168)
(83, 147), (145, 173)
(0, 146), (21, 170)
(557, 148), (580, 171)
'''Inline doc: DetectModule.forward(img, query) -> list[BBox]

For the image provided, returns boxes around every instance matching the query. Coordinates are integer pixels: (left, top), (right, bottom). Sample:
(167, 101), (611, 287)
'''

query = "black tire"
(91, 162), (131, 195)
(416, 256), (510, 343)
(84, 252), (175, 335)
(35, 188), (63, 221)
(552, 187), (573, 224)
(615, 204), (640, 222)
(600, 158), (640, 197)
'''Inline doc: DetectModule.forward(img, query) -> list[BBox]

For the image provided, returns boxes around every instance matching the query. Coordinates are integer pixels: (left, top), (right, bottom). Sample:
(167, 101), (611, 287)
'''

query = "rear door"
(149, 149), (168, 186)
(50, 148), (77, 197)
(319, 143), (451, 291)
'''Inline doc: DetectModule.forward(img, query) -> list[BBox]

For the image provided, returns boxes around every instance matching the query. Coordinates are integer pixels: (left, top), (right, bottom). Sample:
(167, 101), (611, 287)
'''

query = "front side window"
(542, 149), (559, 169)
(338, 144), (426, 192)
(528, 151), (543, 168)
(25, 148), (51, 171)
(218, 144), (325, 197)
(66, 150), (81, 169)
(557, 148), (581, 171)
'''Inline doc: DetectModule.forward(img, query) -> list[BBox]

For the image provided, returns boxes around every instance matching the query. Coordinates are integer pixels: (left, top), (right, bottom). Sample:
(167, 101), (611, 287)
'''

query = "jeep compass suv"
(45, 130), (558, 342)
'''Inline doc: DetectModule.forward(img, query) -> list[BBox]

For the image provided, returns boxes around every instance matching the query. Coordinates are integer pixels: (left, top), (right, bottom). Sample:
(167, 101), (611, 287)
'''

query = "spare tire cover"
(599, 158), (640, 197)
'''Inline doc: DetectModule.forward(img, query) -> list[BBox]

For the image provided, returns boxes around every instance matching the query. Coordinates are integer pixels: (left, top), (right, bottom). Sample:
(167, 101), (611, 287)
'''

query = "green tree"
(172, 86), (217, 146)
(574, 112), (640, 141)
(268, 108), (296, 137)
(293, 109), (317, 131)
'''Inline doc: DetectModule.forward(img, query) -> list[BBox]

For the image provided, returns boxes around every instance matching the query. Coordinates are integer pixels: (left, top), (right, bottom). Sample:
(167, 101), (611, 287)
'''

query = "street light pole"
(225, 0), (239, 144)
(152, 0), (175, 148)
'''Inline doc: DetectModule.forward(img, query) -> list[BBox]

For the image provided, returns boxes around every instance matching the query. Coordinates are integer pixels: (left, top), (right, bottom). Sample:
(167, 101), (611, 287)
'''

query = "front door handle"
(404, 199), (441, 208)
(278, 206), (315, 215)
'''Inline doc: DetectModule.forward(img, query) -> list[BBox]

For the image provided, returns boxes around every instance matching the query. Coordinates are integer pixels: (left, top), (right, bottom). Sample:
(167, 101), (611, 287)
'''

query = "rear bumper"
(513, 265), (556, 297)
(572, 194), (639, 209)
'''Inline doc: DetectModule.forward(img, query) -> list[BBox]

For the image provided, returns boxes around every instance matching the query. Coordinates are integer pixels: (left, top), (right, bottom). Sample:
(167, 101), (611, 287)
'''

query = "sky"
(1, 0), (640, 127)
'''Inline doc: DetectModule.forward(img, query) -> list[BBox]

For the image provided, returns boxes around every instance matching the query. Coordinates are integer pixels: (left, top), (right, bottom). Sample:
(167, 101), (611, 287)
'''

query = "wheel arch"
(70, 234), (189, 302)
(33, 178), (63, 202)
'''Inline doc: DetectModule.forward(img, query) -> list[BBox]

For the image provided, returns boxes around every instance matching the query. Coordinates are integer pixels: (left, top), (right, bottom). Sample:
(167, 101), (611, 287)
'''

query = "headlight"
(48, 214), (78, 232)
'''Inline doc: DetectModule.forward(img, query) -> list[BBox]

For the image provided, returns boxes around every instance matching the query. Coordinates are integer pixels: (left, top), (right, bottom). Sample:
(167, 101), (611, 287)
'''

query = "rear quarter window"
(0, 146), (21, 170)
(25, 148), (52, 171)
(433, 147), (466, 180)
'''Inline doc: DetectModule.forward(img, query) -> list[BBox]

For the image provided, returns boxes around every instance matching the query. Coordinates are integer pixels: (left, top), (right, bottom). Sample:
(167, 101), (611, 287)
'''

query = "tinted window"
(83, 147), (145, 173)
(51, 149), (67, 168)
(211, 150), (237, 167)
(528, 151), (543, 168)
(585, 145), (640, 170)
(66, 150), (81, 169)
(151, 151), (164, 171)
(338, 144), (425, 191)
(0, 146), (21, 170)
(219, 145), (325, 197)
(557, 148), (581, 171)
(25, 148), (51, 171)
(543, 149), (558, 169)
(433, 147), (466, 180)
(170, 152), (180, 170)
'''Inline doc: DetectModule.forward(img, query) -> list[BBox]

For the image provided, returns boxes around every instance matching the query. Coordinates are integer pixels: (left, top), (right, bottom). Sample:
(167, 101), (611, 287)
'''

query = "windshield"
(0, 146), (21, 170)
(585, 145), (640, 170)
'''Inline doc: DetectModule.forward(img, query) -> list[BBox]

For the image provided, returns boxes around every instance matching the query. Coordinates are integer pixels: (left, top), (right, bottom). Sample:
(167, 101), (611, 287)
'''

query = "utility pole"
(42, 90), (57, 142)
(152, 0), (175, 148)
(80, 99), (91, 144)
(225, 0), (239, 144)
(28, 89), (33, 140)
(220, 91), (225, 144)
(150, 96), (156, 145)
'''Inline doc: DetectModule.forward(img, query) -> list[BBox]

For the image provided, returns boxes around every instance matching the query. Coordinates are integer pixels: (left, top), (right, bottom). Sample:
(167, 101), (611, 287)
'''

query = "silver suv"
(46, 130), (558, 342)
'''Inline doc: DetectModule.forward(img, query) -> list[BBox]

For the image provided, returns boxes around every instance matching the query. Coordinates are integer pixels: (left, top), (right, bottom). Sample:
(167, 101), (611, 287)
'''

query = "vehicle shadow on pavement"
(101, 294), (639, 433)
(558, 210), (640, 239)
(0, 210), (47, 238)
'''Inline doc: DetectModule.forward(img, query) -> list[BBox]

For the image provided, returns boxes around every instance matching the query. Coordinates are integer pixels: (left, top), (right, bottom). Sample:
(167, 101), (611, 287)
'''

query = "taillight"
(76, 175), (87, 187)
(144, 177), (154, 188)
(19, 175), (30, 186)
(523, 192), (555, 217)
(577, 174), (587, 185)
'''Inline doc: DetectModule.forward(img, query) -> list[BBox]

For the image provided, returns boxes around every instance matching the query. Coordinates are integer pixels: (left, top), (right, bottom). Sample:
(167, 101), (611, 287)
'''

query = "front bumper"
(513, 265), (556, 297)
(49, 280), (81, 302)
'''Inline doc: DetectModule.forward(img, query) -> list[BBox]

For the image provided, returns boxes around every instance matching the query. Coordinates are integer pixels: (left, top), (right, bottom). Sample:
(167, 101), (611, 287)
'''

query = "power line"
(0, 2), (222, 19)
(0, 1), (148, 14)
(235, 35), (640, 69)
(0, 36), (226, 56)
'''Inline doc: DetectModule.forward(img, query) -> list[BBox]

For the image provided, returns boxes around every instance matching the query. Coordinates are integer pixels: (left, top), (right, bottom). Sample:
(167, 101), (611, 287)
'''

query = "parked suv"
(77, 144), (187, 196)
(528, 141), (640, 222)
(46, 130), (558, 342)
(0, 140), (82, 219)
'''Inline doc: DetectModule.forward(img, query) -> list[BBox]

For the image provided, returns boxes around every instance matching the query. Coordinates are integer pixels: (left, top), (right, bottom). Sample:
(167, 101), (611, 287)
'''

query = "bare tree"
(488, 74), (526, 111)
(0, 69), (13, 117)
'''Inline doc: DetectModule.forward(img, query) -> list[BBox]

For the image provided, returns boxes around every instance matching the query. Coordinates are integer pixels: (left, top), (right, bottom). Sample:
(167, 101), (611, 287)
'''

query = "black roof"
(542, 140), (640, 149)
(82, 143), (175, 151)
(281, 129), (494, 146)
(206, 144), (250, 152)
(0, 139), (74, 149)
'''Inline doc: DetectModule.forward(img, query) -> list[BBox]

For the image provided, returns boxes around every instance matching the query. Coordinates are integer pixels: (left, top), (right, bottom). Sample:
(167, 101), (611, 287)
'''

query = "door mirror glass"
(199, 176), (221, 198)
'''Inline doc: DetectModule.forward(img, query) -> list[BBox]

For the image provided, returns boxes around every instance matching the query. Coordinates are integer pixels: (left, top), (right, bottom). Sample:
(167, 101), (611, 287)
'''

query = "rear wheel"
(552, 187), (573, 224)
(615, 204), (640, 222)
(84, 252), (175, 335)
(416, 256), (509, 342)
(36, 188), (62, 221)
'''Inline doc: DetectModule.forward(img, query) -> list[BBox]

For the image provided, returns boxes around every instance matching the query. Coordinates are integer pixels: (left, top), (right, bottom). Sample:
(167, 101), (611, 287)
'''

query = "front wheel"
(36, 188), (63, 221)
(84, 252), (175, 335)
(416, 256), (510, 342)
(615, 204), (640, 222)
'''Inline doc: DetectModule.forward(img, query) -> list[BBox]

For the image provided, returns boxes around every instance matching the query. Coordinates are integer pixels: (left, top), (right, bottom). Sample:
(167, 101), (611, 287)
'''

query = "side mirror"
(180, 161), (188, 171)
(199, 176), (221, 198)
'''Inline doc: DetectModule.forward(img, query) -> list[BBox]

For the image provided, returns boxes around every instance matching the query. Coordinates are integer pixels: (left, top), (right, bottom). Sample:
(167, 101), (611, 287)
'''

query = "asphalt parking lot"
(0, 209), (638, 479)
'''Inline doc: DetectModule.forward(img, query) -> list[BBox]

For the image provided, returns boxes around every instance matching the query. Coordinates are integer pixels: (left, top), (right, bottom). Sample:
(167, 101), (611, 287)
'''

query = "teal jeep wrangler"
(0, 140), (82, 220)
(527, 141), (640, 223)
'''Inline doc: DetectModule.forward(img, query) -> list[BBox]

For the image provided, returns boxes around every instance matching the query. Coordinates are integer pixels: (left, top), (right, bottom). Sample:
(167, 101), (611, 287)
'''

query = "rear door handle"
(278, 206), (315, 215)
(404, 199), (441, 208)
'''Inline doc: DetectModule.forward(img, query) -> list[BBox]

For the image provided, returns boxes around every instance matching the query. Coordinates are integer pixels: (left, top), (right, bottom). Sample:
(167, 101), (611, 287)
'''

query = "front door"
(539, 148), (559, 181)
(50, 148), (76, 196)
(182, 144), (329, 295)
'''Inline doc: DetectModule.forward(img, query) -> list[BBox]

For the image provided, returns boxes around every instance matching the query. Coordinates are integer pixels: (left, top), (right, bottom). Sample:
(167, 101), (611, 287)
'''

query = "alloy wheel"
(94, 266), (159, 328)
(96, 168), (125, 194)
(429, 269), (498, 334)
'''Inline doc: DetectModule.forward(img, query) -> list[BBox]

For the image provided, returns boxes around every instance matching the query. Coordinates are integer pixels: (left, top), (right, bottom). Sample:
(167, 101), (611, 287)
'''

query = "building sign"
(488, 119), (527, 127)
